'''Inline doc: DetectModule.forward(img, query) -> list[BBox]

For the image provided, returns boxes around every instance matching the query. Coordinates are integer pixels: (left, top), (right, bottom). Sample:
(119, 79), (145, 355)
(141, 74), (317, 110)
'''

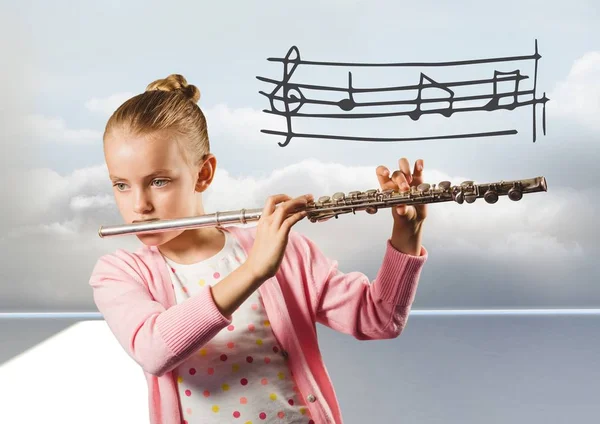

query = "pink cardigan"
(89, 225), (428, 423)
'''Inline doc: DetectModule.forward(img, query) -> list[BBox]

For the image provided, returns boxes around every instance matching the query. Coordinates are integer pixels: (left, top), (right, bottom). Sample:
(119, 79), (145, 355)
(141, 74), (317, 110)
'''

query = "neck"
(158, 226), (225, 264)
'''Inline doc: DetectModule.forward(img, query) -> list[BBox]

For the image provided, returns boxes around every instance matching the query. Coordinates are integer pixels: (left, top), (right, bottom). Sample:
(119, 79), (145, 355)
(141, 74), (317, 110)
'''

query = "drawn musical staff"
(257, 40), (549, 147)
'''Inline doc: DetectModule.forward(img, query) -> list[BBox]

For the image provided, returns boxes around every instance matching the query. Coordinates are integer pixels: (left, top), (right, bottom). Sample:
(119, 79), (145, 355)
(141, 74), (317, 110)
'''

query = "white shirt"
(163, 230), (313, 424)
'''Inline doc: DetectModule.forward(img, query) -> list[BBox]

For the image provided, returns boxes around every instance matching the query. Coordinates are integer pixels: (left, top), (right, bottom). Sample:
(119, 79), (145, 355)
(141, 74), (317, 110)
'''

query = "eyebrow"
(109, 169), (174, 182)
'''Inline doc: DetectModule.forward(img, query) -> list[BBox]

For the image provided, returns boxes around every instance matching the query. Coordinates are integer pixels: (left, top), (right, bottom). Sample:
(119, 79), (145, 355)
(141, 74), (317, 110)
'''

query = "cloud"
(24, 114), (102, 145)
(85, 92), (135, 116)
(548, 51), (600, 131)
(188, 102), (291, 148)
(1, 158), (597, 312)
(79, 95), (287, 148)
(81, 93), (284, 144)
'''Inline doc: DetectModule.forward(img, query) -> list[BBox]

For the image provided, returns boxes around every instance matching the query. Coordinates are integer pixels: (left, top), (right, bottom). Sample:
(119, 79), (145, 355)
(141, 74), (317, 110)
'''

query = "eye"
(152, 179), (170, 187)
(113, 183), (128, 191)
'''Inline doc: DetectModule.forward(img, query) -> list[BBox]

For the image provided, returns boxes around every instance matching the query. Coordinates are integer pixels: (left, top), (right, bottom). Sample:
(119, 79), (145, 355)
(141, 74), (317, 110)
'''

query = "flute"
(98, 176), (547, 238)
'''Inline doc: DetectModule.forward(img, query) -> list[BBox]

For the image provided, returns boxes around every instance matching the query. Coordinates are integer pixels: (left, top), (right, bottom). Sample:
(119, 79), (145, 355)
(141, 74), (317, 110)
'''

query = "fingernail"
(401, 182), (409, 190)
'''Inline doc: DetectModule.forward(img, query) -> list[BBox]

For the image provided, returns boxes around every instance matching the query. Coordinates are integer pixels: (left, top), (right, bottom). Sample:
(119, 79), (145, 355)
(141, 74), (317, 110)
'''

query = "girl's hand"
(245, 193), (313, 281)
(376, 158), (427, 254)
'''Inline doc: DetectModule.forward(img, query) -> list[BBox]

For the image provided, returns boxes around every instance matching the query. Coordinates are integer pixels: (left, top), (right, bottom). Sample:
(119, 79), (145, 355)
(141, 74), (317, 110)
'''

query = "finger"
(395, 204), (416, 218)
(280, 210), (309, 232)
(391, 170), (410, 193)
(263, 194), (292, 216)
(399, 158), (412, 184)
(395, 204), (407, 215)
(376, 165), (396, 191)
(273, 194), (312, 227)
(412, 159), (424, 185)
(411, 159), (427, 218)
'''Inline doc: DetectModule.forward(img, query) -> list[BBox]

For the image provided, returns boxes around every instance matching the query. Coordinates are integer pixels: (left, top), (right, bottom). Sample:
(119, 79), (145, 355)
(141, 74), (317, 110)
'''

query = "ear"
(194, 153), (217, 193)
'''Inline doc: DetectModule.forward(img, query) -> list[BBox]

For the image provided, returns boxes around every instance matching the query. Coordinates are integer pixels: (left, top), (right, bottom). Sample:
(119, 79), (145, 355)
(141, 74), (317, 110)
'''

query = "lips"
(132, 218), (160, 223)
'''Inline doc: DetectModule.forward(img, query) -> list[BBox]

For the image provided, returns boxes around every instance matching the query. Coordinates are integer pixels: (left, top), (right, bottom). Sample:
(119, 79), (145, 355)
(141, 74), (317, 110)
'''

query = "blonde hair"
(104, 74), (209, 165)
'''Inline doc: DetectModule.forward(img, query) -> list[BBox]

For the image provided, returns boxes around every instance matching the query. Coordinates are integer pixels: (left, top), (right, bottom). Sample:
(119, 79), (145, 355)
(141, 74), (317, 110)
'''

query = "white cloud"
(85, 92), (135, 116)
(24, 114), (103, 145)
(80, 95), (284, 145)
(0, 165), (111, 231)
(548, 51), (600, 130)
(70, 194), (114, 211)
(200, 103), (288, 145)
(0, 157), (594, 311)
(78, 96), (286, 148)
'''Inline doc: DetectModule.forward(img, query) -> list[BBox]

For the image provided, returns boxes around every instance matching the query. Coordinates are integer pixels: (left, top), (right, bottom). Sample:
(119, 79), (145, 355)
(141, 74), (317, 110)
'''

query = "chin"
(135, 231), (183, 247)
(136, 233), (169, 247)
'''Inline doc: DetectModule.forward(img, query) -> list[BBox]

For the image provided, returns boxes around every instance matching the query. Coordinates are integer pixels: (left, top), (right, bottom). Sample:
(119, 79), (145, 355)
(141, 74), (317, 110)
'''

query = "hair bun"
(145, 74), (201, 103)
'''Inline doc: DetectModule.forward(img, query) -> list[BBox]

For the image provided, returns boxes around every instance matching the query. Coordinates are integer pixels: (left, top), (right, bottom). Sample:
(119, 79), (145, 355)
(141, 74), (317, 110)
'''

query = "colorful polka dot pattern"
(164, 231), (313, 422)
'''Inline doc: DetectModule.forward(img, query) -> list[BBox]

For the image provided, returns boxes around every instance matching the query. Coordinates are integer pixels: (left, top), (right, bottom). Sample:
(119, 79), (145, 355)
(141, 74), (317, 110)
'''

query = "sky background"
(1, 0), (599, 423)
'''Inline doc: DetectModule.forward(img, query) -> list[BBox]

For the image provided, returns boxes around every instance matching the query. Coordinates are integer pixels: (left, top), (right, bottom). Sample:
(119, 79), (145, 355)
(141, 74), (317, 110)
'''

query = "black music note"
(337, 72), (356, 112)
(483, 70), (521, 111)
(408, 73), (455, 121)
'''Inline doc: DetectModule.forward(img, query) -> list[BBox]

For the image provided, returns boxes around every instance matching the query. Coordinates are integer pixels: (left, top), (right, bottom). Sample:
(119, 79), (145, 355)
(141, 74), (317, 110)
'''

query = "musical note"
(337, 72), (356, 112)
(408, 73), (455, 121)
(256, 40), (550, 147)
(483, 70), (521, 111)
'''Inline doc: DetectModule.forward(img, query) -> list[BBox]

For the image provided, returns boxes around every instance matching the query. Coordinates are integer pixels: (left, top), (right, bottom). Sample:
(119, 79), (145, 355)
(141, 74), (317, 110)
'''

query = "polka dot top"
(163, 230), (314, 424)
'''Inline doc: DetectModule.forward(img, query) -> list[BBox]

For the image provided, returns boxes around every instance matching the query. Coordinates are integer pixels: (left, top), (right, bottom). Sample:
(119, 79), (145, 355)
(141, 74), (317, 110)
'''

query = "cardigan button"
(306, 394), (316, 403)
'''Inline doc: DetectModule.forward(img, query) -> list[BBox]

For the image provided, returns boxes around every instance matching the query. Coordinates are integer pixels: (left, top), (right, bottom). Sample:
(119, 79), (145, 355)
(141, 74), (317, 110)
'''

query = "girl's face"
(104, 129), (205, 246)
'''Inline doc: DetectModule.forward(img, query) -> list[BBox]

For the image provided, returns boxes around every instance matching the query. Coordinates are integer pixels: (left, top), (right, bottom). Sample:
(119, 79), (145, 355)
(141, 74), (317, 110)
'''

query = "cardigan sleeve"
(294, 231), (428, 340)
(88, 249), (231, 376)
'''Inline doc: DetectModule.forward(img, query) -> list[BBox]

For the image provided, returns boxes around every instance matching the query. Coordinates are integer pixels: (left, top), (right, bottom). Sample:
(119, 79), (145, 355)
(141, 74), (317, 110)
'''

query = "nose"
(133, 188), (154, 215)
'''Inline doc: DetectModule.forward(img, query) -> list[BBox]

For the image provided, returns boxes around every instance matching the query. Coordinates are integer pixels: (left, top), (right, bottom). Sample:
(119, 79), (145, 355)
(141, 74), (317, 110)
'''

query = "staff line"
(256, 74), (529, 94)
(260, 88), (536, 109)
(266, 53), (540, 68)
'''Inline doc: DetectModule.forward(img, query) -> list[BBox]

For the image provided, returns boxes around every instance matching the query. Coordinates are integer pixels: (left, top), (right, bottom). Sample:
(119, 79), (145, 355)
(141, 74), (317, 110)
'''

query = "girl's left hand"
(376, 158), (427, 228)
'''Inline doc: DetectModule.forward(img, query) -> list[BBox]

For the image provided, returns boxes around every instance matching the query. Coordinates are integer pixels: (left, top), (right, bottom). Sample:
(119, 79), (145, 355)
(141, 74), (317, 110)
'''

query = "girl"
(89, 74), (428, 424)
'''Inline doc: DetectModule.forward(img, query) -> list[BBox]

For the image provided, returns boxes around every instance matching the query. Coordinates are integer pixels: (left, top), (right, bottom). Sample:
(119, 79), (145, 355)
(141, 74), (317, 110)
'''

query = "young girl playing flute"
(89, 74), (428, 424)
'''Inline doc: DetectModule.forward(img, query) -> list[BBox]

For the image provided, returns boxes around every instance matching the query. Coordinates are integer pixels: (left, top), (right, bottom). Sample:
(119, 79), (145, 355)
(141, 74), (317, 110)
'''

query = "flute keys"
(461, 181), (474, 188)
(438, 181), (451, 190)
(365, 206), (378, 214)
(317, 196), (330, 204)
(332, 192), (345, 201)
(465, 194), (477, 203)
(508, 187), (523, 201)
(453, 191), (465, 204)
(417, 183), (430, 192)
(348, 191), (361, 199)
(311, 215), (332, 223)
(484, 190), (499, 204)
(364, 189), (378, 197)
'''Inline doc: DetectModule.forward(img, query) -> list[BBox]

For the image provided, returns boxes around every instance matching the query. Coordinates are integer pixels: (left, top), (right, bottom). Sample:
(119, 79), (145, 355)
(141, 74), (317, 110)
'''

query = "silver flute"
(98, 176), (547, 238)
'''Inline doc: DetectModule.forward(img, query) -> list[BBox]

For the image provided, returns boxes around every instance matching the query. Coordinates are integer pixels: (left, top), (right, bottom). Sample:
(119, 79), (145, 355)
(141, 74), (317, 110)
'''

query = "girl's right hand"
(244, 193), (313, 282)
